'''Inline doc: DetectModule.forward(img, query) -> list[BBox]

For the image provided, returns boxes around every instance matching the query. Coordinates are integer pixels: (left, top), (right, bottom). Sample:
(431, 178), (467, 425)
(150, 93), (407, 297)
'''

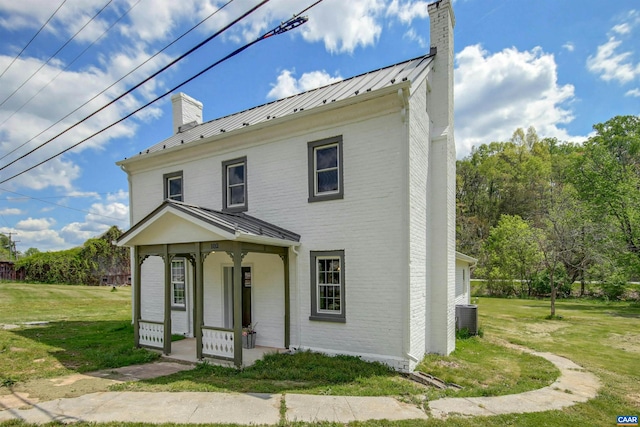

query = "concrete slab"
(90, 361), (194, 381)
(0, 392), (282, 425)
(286, 394), (428, 423)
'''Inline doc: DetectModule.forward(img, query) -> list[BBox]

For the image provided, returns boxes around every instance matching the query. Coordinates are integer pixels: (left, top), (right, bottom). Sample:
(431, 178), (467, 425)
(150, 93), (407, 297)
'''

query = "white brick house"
(117, 0), (457, 371)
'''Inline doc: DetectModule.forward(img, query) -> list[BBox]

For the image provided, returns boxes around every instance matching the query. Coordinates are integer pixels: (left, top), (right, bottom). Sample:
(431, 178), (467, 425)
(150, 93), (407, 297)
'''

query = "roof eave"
(117, 80), (413, 167)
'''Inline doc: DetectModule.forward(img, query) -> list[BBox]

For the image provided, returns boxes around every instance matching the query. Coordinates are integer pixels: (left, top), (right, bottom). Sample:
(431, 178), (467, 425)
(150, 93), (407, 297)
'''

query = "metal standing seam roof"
(134, 53), (435, 158)
(119, 200), (301, 244)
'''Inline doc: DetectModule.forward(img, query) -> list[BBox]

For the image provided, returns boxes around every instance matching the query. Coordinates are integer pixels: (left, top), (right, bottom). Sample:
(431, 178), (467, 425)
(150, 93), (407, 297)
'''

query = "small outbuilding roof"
(127, 52), (435, 159)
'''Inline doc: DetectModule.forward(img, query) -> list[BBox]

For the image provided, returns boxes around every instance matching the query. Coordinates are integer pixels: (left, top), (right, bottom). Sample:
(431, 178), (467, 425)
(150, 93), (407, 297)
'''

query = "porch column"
(282, 250), (290, 349)
(133, 246), (141, 347)
(163, 245), (172, 355)
(232, 242), (243, 367)
(195, 244), (204, 360)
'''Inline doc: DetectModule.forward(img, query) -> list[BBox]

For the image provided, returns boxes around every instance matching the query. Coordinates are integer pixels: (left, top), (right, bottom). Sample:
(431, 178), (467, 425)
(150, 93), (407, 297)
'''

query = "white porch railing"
(202, 326), (234, 359)
(139, 320), (164, 348)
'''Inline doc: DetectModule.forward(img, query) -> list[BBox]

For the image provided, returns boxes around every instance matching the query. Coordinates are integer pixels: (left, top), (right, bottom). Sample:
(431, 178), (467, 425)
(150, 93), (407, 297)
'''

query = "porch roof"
(117, 200), (300, 247)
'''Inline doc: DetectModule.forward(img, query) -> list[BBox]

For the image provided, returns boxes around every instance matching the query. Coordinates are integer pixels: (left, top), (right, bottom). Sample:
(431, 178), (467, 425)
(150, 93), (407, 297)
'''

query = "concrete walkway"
(0, 351), (600, 425)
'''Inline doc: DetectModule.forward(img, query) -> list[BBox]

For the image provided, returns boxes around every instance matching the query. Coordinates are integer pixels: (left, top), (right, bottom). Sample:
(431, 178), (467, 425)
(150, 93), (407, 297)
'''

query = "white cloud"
(5, 198), (129, 251)
(0, 226), (67, 252)
(625, 88), (640, 97)
(0, 42), (167, 191)
(455, 45), (581, 157)
(60, 221), (107, 243)
(106, 189), (129, 202)
(562, 42), (575, 52)
(0, 208), (23, 215)
(587, 37), (640, 84)
(267, 69), (343, 100)
(587, 10), (640, 85)
(85, 201), (129, 228)
(612, 23), (631, 35)
(15, 217), (55, 231)
(386, 0), (430, 24)
(403, 28), (427, 48)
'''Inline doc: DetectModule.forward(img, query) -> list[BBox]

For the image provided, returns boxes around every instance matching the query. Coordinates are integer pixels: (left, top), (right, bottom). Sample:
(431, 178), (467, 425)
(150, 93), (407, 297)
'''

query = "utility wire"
(0, 192), (119, 201)
(0, 0), (114, 109)
(0, 0), (220, 156)
(0, 187), (126, 222)
(0, 0), (263, 172)
(0, 0), (68, 81)
(0, 12), (312, 186)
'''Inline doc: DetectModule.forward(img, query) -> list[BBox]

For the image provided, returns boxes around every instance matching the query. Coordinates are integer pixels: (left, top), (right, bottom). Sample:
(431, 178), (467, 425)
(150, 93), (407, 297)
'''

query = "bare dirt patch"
(607, 332), (640, 353)
(523, 321), (570, 339)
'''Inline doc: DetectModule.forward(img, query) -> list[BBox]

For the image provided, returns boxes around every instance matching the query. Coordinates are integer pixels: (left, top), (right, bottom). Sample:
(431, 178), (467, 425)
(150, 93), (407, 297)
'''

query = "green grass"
(0, 283), (158, 384)
(2, 284), (640, 426)
(113, 350), (426, 397)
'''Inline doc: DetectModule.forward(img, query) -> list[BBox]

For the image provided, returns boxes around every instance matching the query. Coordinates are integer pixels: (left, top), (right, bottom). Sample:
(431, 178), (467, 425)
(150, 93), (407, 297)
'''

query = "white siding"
(140, 256), (163, 322)
(128, 93), (409, 367)
(407, 78), (429, 370)
(455, 259), (471, 306)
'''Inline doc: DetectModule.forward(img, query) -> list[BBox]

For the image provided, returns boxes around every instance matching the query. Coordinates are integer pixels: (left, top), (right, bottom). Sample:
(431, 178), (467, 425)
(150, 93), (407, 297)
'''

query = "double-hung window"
(310, 250), (345, 322)
(308, 136), (343, 202)
(171, 258), (186, 310)
(222, 157), (247, 212)
(164, 171), (183, 202)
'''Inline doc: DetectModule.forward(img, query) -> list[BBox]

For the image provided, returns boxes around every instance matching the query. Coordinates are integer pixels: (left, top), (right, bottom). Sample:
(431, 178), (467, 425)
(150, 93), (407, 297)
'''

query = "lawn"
(1, 283), (639, 427)
(0, 283), (157, 384)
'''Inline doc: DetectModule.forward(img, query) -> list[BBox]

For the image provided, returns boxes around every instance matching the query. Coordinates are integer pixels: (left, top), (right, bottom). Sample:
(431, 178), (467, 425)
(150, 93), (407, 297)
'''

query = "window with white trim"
(164, 171), (183, 202)
(222, 157), (247, 212)
(171, 258), (186, 309)
(310, 250), (345, 322)
(308, 136), (343, 202)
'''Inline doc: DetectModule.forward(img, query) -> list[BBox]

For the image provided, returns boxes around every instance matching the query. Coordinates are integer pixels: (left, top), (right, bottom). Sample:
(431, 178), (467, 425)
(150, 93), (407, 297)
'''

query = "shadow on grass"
(7, 320), (158, 375)
(113, 350), (405, 395)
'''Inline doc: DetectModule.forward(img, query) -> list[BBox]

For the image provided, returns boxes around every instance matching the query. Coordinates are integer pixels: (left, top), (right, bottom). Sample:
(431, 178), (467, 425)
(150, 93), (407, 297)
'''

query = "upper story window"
(308, 136), (343, 202)
(164, 171), (183, 202)
(222, 156), (247, 212)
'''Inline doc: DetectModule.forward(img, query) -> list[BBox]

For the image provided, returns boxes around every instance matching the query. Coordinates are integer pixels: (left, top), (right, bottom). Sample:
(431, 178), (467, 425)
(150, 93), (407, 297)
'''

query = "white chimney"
(426, 0), (457, 356)
(171, 92), (203, 134)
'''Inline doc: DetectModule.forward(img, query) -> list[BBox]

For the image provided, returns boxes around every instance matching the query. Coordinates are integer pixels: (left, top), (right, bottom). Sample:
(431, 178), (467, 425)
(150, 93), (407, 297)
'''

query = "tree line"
(457, 115), (640, 308)
(7, 226), (130, 285)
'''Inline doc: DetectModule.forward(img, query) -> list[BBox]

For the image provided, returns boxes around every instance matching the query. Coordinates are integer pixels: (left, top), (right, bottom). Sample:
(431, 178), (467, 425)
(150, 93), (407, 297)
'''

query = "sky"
(0, 0), (638, 253)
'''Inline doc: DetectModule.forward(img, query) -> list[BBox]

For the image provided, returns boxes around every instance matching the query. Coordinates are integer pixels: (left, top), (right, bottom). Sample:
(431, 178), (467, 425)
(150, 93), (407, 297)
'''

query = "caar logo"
(617, 415), (638, 426)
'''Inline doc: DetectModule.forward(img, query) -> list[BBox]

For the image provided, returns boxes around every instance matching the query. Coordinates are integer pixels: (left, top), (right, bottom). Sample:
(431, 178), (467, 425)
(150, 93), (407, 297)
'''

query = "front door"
(223, 266), (252, 328)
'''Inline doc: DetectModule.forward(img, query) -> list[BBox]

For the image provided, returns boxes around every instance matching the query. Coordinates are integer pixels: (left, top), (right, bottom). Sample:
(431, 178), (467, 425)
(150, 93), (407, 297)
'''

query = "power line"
(0, 187), (125, 222)
(0, 192), (119, 201)
(0, 0), (264, 173)
(0, 0), (114, 109)
(0, 0), (68, 81)
(0, 11), (312, 186)
(0, 0), (228, 161)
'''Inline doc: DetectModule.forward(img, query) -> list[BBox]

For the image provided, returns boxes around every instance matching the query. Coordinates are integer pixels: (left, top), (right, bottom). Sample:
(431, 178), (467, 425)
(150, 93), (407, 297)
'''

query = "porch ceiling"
(117, 200), (301, 247)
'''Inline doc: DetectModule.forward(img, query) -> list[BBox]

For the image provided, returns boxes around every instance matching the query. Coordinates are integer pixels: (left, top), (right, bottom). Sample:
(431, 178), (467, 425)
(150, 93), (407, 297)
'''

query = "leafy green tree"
(0, 234), (11, 261)
(479, 215), (542, 296)
(15, 226), (129, 285)
(570, 115), (640, 277)
(23, 247), (40, 258)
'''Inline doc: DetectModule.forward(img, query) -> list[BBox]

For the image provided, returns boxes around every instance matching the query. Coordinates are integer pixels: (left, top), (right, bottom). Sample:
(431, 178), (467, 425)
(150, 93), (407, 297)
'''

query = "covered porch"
(163, 338), (286, 367)
(117, 200), (300, 367)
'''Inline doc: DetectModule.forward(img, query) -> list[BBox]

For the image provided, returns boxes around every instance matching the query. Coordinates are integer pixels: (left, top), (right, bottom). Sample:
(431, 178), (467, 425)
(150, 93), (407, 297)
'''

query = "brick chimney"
(171, 92), (203, 134)
(427, 0), (455, 136)
(426, 0), (457, 356)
